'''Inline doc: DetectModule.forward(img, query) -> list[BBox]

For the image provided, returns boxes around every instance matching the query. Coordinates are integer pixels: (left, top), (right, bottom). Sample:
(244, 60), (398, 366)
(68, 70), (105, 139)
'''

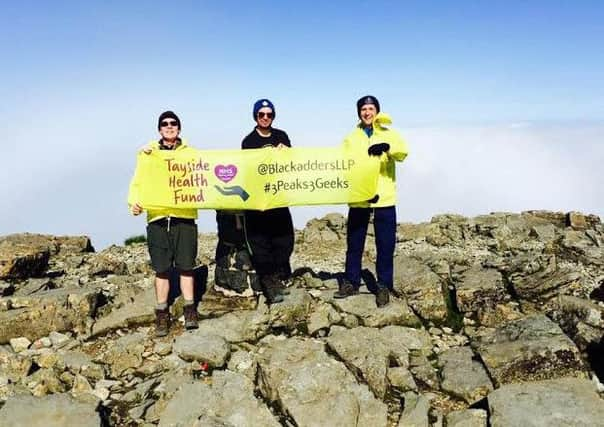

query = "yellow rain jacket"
(341, 113), (409, 208)
(128, 139), (198, 223)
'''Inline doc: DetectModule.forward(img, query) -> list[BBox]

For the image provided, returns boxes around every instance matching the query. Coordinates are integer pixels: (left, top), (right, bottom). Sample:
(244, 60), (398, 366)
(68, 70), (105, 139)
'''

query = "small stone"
(60, 372), (75, 388)
(567, 211), (588, 230)
(429, 327), (443, 336)
(37, 351), (59, 369)
(72, 374), (93, 395)
(92, 386), (110, 401)
(442, 327), (453, 334)
(96, 379), (121, 390)
(32, 337), (53, 349)
(10, 337), (31, 353)
(153, 342), (172, 356)
(49, 331), (71, 348)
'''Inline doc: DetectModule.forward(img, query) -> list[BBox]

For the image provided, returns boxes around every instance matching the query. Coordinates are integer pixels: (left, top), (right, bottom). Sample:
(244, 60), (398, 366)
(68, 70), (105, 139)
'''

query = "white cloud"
(2, 122), (602, 250)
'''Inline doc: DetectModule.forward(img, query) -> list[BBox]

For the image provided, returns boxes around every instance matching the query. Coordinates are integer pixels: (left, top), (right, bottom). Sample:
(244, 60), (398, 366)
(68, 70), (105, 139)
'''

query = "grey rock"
(529, 223), (557, 243)
(26, 368), (66, 396)
(326, 325), (432, 398)
(58, 350), (105, 382)
(327, 327), (401, 399)
(408, 354), (440, 390)
(256, 336), (387, 427)
(173, 332), (230, 368)
(85, 252), (129, 276)
(438, 346), (493, 404)
(268, 288), (312, 330)
(561, 229), (604, 266)
(31, 336), (52, 349)
(0, 392), (101, 426)
(456, 265), (506, 313)
(473, 314), (586, 386)
(91, 287), (156, 337)
(489, 377), (604, 427)
(122, 377), (157, 404)
(159, 371), (280, 427)
(13, 278), (54, 296)
(0, 238), (50, 280)
(387, 366), (417, 393)
(100, 332), (146, 378)
(9, 337), (31, 353)
(303, 218), (341, 242)
(567, 211), (589, 230)
(445, 409), (488, 427)
(397, 222), (443, 243)
(0, 288), (98, 344)
(550, 295), (604, 351)
(393, 256), (448, 323)
(0, 351), (33, 383)
(511, 259), (583, 301)
(154, 342), (173, 356)
(398, 392), (430, 427)
(0, 280), (14, 296)
(327, 291), (422, 327)
(195, 309), (270, 343)
(48, 331), (71, 348)
(227, 350), (257, 381)
(71, 374), (94, 396)
(307, 301), (341, 335)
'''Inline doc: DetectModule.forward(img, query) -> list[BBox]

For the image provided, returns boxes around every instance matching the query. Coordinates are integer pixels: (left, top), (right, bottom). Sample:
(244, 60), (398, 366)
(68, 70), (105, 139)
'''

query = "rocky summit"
(0, 210), (603, 427)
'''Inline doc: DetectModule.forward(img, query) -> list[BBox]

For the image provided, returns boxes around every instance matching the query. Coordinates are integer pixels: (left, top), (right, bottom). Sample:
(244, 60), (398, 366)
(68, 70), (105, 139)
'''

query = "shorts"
(147, 218), (198, 274)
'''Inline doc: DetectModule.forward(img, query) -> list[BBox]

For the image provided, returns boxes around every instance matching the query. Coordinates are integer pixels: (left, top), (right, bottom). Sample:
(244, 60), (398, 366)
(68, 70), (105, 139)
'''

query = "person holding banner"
(334, 96), (409, 307)
(130, 111), (199, 336)
(241, 99), (294, 304)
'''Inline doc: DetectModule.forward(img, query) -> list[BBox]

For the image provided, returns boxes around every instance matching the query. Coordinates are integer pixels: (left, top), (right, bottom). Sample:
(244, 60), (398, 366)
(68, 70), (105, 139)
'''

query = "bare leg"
(180, 271), (194, 301)
(155, 273), (170, 304)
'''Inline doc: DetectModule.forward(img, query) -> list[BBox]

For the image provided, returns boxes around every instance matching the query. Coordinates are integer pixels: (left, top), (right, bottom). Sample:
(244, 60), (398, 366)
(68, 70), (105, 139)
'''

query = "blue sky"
(2, 1), (603, 249)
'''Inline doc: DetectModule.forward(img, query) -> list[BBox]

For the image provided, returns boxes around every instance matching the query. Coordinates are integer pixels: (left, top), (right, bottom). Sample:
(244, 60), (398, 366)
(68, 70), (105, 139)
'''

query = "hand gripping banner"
(128, 146), (380, 210)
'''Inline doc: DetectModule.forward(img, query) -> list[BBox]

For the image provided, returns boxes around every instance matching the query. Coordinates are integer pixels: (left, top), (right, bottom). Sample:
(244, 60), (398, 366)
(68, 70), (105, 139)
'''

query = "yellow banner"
(128, 147), (380, 210)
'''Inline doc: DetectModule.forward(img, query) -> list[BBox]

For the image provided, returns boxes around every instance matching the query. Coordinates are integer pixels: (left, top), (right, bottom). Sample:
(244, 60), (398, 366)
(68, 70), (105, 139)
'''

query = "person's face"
(256, 107), (274, 129)
(159, 118), (180, 140)
(360, 104), (377, 126)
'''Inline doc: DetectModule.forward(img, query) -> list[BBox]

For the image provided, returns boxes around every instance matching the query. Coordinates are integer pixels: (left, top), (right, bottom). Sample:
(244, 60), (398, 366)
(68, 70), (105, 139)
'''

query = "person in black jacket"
(241, 99), (294, 303)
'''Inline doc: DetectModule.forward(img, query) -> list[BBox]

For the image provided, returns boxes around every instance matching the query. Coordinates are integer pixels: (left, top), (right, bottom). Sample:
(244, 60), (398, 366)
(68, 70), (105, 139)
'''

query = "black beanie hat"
(356, 95), (380, 118)
(157, 111), (181, 130)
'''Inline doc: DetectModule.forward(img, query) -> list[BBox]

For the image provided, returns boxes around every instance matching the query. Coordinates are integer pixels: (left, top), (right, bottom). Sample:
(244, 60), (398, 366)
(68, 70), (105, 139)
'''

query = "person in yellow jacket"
(129, 111), (199, 336)
(334, 96), (409, 307)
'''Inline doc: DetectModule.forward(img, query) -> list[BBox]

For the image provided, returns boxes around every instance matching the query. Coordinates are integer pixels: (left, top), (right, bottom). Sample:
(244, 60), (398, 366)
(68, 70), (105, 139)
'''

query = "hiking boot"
(376, 288), (390, 308)
(183, 304), (199, 330)
(261, 274), (284, 304)
(273, 277), (291, 295)
(334, 281), (359, 299)
(155, 308), (170, 337)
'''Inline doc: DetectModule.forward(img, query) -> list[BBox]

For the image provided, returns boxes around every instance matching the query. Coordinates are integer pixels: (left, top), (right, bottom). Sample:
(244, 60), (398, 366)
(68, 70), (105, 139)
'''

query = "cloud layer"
(2, 123), (602, 249)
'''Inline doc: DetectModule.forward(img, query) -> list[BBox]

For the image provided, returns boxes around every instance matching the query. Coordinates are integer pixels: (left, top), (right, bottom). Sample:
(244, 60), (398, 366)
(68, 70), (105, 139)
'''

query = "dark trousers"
(345, 206), (396, 289)
(244, 207), (294, 277)
(215, 211), (246, 262)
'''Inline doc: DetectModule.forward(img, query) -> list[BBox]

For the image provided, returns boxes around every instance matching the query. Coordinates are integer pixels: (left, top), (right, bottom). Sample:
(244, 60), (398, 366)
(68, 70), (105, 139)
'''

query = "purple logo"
(214, 164), (238, 183)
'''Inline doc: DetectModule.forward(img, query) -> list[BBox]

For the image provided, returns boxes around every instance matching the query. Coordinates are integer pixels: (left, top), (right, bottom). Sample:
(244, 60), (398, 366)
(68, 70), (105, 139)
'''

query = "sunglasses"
(257, 112), (274, 119)
(160, 120), (178, 127)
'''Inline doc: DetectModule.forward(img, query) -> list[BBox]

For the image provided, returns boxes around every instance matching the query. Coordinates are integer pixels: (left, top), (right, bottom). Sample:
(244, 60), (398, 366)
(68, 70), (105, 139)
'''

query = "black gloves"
(368, 143), (390, 156)
(367, 195), (380, 204)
